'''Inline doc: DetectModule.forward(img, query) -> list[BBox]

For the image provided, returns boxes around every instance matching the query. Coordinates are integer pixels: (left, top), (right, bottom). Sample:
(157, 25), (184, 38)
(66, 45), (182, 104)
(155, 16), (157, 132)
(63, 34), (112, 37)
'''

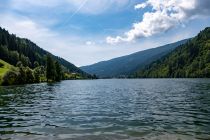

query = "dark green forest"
(81, 39), (188, 78)
(135, 27), (210, 78)
(1, 26), (209, 83)
(0, 27), (93, 85)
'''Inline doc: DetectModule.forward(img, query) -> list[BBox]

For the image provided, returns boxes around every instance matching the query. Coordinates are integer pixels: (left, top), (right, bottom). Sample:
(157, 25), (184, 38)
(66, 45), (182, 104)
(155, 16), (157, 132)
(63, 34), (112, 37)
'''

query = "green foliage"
(16, 61), (23, 67)
(81, 39), (188, 78)
(34, 61), (39, 68)
(2, 70), (19, 85)
(0, 59), (14, 84)
(25, 67), (34, 83)
(55, 61), (63, 81)
(17, 66), (27, 84)
(64, 73), (82, 80)
(46, 55), (56, 81)
(0, 58), (87, 86)
(0, 62), (3, 68)
(135, 27), (210, 78)
(46, 55), (64, 82)
(2, 65), (44, 85)
(0, 27), (91, 79)
(20, 54), (31, 67)
(33, 67), (40, 83)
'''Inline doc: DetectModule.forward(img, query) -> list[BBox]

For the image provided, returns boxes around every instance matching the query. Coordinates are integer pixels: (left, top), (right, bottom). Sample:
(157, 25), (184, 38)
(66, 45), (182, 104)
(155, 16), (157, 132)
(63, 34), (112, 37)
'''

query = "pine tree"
(34, 61), (39, 68)
(25, 67), (34, 83)
(46, 55), (56, 81)
(55, 61), (62, 81)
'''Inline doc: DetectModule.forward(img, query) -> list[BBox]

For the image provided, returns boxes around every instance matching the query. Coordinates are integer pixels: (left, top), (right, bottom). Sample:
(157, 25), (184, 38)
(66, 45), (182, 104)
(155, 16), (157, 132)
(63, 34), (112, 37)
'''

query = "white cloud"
(134, 3), (147, 9)
(0, 13), (136, 66)
(0, 14), (56, 45)
(0, 13), (205, 67)
(0, 13), (88, 66)
(107, 0), (210, 44)
(86, 41), (95, 46)
(1, 0), (209, 67)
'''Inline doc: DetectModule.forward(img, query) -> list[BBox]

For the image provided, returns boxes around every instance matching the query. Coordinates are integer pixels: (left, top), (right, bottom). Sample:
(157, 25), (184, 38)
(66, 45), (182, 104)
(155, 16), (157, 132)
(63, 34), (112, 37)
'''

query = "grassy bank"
(0, 59), (94, 86)
(0, 59), (15, 84)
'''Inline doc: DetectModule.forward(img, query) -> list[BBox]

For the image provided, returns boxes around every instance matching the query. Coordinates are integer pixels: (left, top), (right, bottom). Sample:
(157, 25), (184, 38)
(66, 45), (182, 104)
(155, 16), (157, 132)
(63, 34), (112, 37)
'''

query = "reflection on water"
(0, 79), (210, 140)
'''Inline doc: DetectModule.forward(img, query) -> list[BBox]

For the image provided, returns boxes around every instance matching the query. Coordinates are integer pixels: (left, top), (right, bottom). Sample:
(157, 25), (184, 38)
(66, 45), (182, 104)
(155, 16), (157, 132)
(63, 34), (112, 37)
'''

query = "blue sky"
(0, 0), (210, 66)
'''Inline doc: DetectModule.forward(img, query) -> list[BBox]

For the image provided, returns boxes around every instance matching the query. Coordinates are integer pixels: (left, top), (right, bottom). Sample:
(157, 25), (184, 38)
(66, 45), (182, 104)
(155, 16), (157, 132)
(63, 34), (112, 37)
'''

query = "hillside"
(135, 27), (210, 78)
(81, 39), (188, 78)
(0, 59), (15, 84)
(0, 27), (91, 78)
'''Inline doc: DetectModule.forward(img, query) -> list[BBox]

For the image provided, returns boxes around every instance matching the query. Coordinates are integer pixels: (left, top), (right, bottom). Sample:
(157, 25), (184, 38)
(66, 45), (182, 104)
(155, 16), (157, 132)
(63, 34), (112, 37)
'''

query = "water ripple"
(0, 79), (210, 140)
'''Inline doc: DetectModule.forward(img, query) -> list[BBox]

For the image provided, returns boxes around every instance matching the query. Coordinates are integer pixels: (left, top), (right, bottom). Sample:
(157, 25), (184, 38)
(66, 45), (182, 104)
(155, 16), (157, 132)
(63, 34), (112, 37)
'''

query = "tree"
(46, 55), (56, 81)
(0, 62), (3, 68)
(0, 27), (90, 82)
(135, 27), (210, 78)
(9, 51), (19, 65)
(34, 61), (39, 68)
(19, 67), (27, 84)
(92, 74), (98, 79)
(55, 61), (62, 81)
(20, 54), (31, 67)
(33, 67), (41, 83)
(2, 70), (19, 85)
(205, 50), (210, 63)
(25, 67), (34, 83)
(0, 45), (9, 60)
(16, 61), (23, 67)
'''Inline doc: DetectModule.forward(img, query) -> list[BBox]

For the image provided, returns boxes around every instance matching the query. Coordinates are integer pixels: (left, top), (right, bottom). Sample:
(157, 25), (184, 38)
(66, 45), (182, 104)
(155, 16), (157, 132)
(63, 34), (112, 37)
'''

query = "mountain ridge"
(135, 27), (210, 78)
(0, 27), (91, 78)
(81, 39), (188, 78)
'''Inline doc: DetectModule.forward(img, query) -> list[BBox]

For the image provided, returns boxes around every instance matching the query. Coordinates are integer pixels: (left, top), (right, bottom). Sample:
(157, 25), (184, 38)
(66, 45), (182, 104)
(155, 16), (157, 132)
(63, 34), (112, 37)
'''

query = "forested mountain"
(81, 39), (188, 78)
(0, 27), (90, 78)
(135, 27), (210, 78)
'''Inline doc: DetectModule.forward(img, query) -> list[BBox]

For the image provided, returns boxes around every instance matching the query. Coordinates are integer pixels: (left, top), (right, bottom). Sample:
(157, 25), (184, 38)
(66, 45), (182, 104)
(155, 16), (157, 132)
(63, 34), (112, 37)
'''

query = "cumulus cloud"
(107, 0), (210, 44)
(0, 14), (56, 44)
(0, 13), (131, 66)
(0, 13), (88, 66)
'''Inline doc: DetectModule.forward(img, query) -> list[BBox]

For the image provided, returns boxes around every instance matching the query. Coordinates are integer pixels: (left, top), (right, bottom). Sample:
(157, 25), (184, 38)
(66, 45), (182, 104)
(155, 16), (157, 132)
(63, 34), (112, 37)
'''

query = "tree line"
(134, 27), (210, 78)
(0, 27), (92, 79)
(2, 55), (63, 85)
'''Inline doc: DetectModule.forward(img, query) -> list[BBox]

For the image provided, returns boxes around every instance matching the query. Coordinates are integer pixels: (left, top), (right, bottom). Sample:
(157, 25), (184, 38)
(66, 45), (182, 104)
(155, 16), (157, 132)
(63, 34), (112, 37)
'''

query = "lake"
(0, 79), (210, 140)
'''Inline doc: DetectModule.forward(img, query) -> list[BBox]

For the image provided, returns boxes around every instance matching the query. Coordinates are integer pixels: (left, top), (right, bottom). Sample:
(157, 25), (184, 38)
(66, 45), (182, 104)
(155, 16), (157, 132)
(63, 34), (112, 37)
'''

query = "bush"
(25, 67), (34, 83)
(17, 67), (27, 84)
(2, 70), (19, 86)
(0, 62), (4, 68)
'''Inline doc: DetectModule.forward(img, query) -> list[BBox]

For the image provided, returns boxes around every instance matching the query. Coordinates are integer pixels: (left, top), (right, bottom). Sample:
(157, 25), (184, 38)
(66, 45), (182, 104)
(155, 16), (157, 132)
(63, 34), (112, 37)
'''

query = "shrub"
(0, 62), (4, 68)
(25, 67), (34, 83)
(2, 70), (19, 86)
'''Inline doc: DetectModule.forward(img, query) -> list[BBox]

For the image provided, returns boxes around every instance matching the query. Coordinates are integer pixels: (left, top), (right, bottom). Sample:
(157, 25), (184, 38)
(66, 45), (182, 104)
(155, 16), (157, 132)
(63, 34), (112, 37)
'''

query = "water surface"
(0, 79), (210, 140)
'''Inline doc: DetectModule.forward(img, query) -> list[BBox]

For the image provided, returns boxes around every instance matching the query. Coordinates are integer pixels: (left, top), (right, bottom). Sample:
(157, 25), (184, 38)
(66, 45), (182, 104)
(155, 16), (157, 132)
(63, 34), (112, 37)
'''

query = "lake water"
(0, 79), (210, 140)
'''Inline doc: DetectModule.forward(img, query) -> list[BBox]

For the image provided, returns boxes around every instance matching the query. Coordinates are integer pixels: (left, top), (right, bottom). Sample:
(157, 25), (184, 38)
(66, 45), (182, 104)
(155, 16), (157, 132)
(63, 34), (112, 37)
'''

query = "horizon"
(0, 0), (210, 66)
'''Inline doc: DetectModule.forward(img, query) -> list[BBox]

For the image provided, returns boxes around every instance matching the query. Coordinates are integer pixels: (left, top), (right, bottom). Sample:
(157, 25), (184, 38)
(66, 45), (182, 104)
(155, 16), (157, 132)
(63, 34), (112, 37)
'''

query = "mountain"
(0, 27), (91, 78)
(81, 39), (188, 78)
(135, 27), (210, 78)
